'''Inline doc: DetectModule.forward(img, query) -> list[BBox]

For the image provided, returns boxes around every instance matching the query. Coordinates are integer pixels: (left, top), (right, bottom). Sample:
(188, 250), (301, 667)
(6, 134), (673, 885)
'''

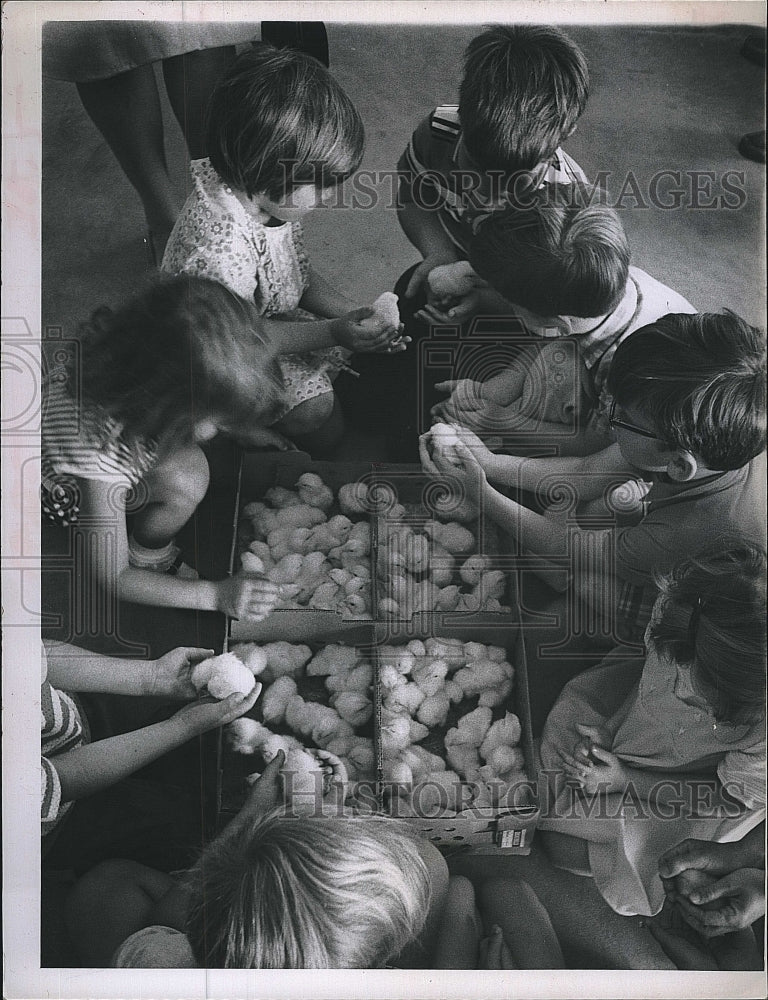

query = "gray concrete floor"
(43, 23), (765, 339)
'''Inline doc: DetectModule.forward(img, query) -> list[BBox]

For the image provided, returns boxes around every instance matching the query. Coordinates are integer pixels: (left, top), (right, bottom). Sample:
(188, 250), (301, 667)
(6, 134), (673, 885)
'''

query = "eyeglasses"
(609, 401), (659, 440)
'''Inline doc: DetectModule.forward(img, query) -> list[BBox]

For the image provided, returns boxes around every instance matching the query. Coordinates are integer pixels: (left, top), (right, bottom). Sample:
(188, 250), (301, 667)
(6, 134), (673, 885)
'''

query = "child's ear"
(666, 449), (698, 482)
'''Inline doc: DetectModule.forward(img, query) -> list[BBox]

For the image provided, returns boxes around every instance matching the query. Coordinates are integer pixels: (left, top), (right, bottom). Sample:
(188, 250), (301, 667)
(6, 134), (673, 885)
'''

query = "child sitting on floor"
(65, 753), (564, 969)
(42, 275), (285, 621)
(431, 182), (696, 455)
(537, 542), (766, 918)
(42, 641), (260, 873)
(421, 310), (766, 641)
(163, 44), (405, 455)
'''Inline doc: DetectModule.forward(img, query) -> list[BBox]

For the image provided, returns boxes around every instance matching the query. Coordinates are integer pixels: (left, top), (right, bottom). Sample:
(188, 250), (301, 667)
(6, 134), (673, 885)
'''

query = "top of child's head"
(459, 25), (589, 174)
(183, 810), (432, 968)
(76, 275), (285, 445)
(648, 540), (766, 726)
(206, 43), (365, 203)
(607, 311), (766, 475)
(469, 181), (629, 319)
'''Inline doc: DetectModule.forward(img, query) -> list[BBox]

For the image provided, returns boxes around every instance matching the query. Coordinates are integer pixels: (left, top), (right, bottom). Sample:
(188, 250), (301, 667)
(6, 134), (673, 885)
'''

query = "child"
(65, 754), (563, 969)
(420, 311), (766, 641)
(343, 27), (589, 459)
(537, 542), (766, 918)
(397, 25), (590, 304)
(42, 640), (261, 872)
(431, 183), (697, 455)
(42, 275), (283, 621)
(162, 44), (404, 453)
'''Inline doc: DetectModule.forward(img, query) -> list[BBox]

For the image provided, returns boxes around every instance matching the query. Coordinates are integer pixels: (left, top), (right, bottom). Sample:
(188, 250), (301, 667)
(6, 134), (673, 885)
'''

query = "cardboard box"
(227, 451), (378, 642)
(372, 623), (539, 855)
(369, 465), (517, 633)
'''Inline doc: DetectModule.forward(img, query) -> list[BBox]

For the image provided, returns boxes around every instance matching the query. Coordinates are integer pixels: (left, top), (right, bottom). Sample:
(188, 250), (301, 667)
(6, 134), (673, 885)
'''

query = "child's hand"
(241, 750), (285, 816)
(415, 287), (485, 325)
(419, 435), (488, 506)
(149, 646), (215, 699)
(431, 378), (485, 422)
(332, 308), (408, 354)
(571, 722), (612, 766)
(216, 574), (281, 620)
(172, 684), (262, 737)
(671, 869), (766, 938)
(478, 925), (517, 969)
(578, 746), (630, 795)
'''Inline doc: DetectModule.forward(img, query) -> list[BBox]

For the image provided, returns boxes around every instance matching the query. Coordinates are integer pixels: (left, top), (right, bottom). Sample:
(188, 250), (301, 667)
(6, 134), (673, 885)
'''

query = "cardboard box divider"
(219, 451), (539, 852)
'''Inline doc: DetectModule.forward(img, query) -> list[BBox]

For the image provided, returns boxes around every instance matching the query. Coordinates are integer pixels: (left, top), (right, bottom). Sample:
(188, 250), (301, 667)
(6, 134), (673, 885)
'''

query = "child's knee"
(279, 391), (335, 436)
(149, 445), (210, 511)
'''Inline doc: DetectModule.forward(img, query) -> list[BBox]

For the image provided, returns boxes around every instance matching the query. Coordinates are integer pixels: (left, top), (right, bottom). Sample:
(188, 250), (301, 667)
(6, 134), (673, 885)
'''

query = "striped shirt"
(41, 647), (86, 834)
(41, 366), (158, 524)
(398, 106), (587, 254)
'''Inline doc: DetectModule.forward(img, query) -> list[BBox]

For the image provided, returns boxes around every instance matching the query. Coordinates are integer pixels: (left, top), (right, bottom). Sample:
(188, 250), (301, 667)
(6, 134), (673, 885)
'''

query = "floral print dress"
(163, 158), (349, 420)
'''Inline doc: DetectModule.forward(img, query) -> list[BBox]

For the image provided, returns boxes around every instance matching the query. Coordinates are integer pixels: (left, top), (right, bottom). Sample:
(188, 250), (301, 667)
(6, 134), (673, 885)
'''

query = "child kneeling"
(432, 181), (696, 456)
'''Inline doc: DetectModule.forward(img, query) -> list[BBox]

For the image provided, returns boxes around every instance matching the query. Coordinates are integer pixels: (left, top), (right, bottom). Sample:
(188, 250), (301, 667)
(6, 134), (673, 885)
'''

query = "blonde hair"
(184, 811), (431, 968)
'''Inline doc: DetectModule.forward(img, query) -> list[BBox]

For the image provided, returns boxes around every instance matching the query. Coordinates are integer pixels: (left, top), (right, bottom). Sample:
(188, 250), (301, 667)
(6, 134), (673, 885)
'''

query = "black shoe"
(738, 130), (766, 164)
(741, 33), (766, 67)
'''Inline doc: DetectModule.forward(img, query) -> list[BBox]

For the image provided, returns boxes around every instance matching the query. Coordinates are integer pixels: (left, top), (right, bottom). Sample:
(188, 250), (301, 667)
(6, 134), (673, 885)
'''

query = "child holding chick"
(163, 44), (405, 455)
(42, 641), (261, 873)
(42, 276), (284, 623)
(421, 311), (767, 642)
(345, 25), (590, 455)
(431, 183), (696, 455)
(538, 543), (766, 918)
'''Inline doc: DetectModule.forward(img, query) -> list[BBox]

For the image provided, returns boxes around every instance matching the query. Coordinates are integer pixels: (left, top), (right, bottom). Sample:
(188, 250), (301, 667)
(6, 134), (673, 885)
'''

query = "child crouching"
(432, 181), (696, 455)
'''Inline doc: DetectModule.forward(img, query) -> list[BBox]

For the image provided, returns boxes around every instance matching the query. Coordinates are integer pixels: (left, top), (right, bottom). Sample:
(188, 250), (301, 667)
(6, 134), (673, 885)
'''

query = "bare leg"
(478, 878), (565, 968)
(133, 444), (210, 549)
(275, 391), (344, 458)
(76, 65), (180, 237)
(433, 875), (481, 968)
(65, 859), (176, 967)
(162, 46), (238, 160)
(449, 849), (676, 969)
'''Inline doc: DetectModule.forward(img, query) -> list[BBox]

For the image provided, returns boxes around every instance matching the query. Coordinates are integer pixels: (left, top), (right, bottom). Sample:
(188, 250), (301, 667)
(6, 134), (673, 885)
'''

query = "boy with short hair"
(347, 26), (591, 457)
(398, 25), (590, 304)
(421, 311), (767, 641)
(431, 183), (697, 455)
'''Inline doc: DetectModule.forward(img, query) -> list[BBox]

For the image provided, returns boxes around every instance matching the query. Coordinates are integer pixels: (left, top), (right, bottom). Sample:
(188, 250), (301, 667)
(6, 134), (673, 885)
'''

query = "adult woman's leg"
(162, 46), (238, 160)
(76, 64), (180, 252)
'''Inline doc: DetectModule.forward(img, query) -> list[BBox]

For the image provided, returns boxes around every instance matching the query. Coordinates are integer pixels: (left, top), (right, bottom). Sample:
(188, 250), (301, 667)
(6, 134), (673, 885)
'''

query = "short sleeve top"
(162, 158), (311, 316)
(398, 106), (587, 254)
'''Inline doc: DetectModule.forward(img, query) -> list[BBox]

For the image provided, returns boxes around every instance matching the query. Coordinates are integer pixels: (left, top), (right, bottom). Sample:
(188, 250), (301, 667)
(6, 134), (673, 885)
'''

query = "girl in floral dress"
(163, 44), (405, 453)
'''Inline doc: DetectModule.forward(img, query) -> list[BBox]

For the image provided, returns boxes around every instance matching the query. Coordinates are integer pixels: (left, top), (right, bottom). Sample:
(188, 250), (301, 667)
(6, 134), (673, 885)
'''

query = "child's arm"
(426, 430), (632, 504)
(78, 479), (280, 621)
(44, 642), (212, 699)
(396, 145), (460, 298)
(421, 435), (627, 601)
(298, 267), (364, 319)
(261, 308), (403, 357)
(49, 686), (261, 804)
